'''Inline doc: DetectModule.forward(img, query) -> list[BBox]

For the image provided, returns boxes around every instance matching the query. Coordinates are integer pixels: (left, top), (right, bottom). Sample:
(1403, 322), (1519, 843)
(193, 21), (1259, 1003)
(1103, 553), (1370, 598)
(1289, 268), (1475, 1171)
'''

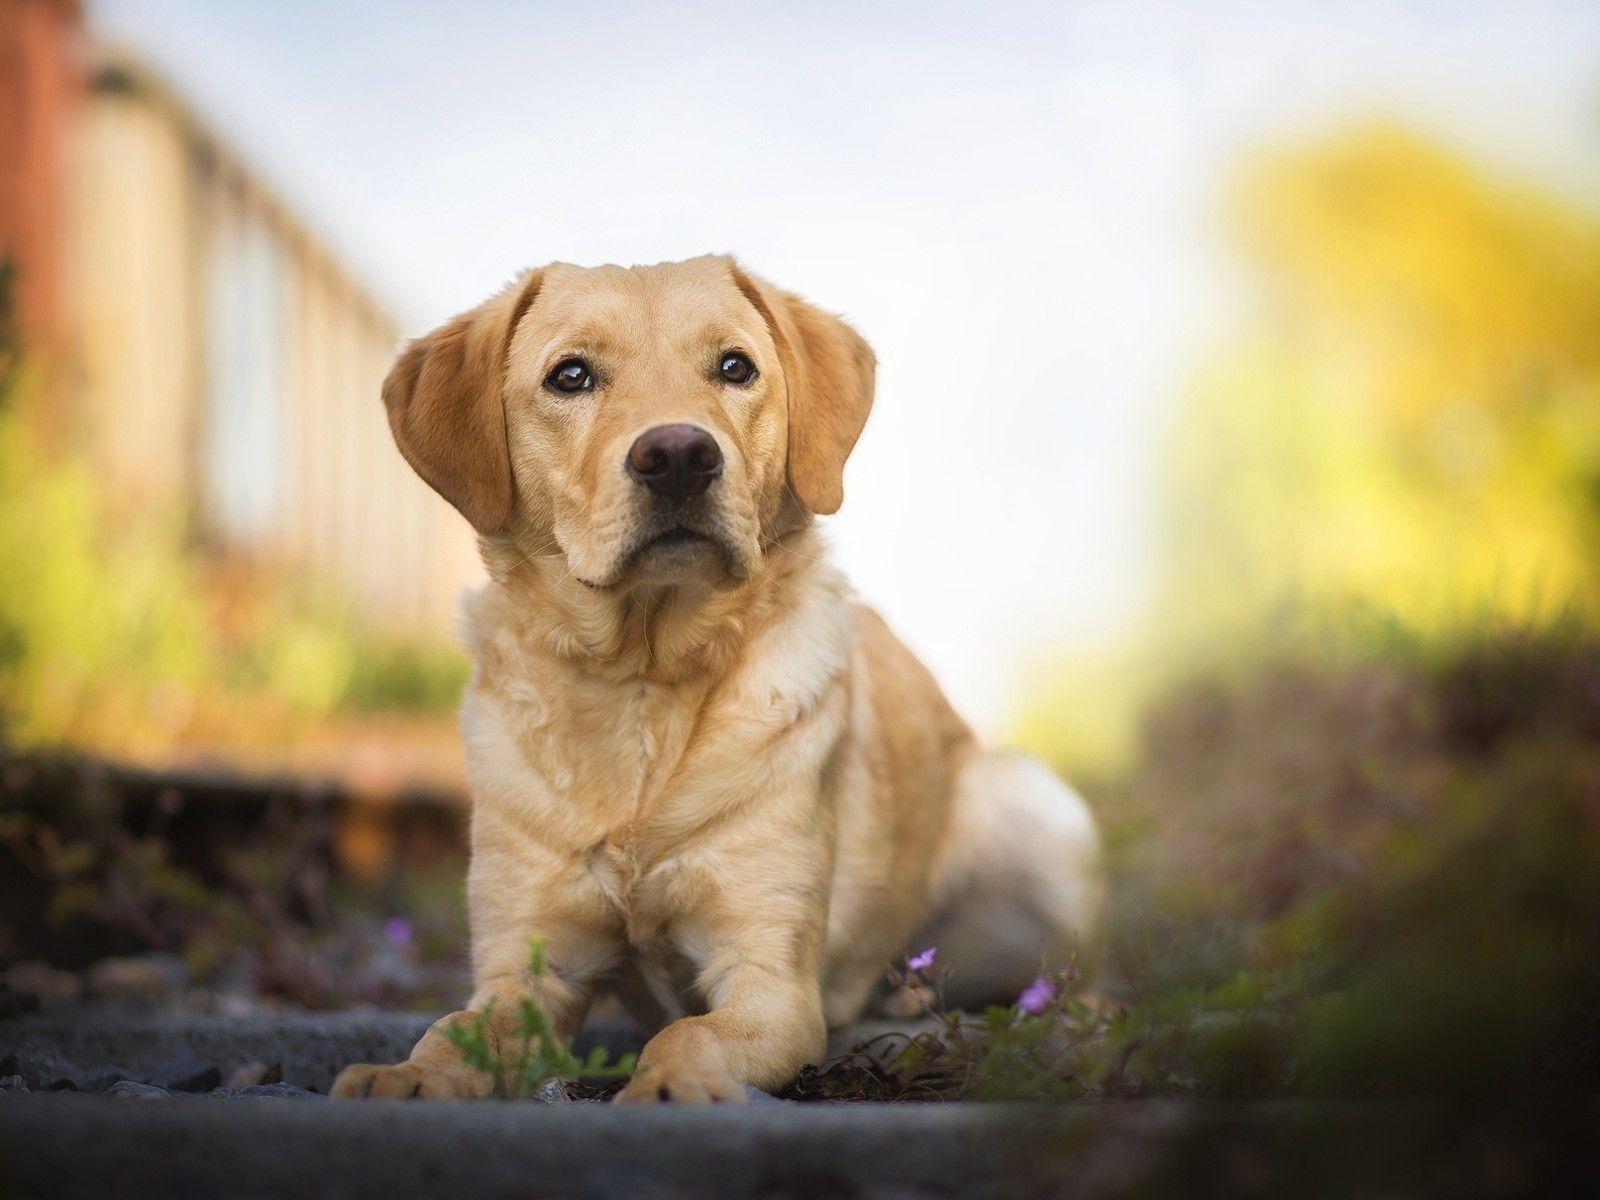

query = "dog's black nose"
(626, 424), (723, 501)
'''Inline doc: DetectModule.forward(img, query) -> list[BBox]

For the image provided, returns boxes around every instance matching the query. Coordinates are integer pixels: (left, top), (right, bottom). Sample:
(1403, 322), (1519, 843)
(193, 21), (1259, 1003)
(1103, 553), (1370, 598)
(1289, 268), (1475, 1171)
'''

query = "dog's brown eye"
(546, 359), (594, 393)
(718, 352), (756, 385)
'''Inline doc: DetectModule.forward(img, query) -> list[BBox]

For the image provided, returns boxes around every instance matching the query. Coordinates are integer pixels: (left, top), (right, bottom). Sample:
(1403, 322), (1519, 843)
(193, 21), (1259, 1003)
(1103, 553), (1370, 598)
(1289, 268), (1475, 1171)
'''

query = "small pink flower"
(907, 947), (937, 973)
(1017, 976), (1057, 1015)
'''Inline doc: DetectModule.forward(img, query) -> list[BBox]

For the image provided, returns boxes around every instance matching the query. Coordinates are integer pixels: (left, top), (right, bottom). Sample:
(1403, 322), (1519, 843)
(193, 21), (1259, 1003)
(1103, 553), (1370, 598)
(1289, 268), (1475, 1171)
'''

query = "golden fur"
(332, 256), (1102, 1103)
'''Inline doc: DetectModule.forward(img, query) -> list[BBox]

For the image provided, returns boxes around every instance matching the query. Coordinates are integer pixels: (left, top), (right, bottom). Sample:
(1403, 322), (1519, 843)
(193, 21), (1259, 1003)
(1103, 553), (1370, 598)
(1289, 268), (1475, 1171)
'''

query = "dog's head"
(382, 256), (874, 588)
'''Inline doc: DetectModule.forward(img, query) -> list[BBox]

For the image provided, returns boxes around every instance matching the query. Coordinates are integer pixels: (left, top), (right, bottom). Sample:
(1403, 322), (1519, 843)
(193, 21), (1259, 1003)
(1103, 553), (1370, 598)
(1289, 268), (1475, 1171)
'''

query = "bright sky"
(92, 0), (1600, 732)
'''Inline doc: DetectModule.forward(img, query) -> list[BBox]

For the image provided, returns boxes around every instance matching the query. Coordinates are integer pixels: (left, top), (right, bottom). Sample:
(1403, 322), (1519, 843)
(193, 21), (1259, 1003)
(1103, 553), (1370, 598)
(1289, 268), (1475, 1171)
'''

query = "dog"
(331, 256), (1102, 1103)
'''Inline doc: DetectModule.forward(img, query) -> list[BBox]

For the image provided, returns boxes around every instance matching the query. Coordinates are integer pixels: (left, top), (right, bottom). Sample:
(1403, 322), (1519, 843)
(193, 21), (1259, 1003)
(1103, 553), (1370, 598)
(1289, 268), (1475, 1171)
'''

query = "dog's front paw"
(613, 1058), (748, 1105)
(330, 1060), (488, 1100)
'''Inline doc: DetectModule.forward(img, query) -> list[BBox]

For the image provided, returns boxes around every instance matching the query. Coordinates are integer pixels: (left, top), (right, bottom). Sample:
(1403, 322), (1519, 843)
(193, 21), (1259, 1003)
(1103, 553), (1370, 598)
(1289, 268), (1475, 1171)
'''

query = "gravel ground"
(0, 1091), (1470, 1200)
(3, 1013), (1594, 1197)
(1, 1011), (436, 1095)
(0, 1011), (927, 1098)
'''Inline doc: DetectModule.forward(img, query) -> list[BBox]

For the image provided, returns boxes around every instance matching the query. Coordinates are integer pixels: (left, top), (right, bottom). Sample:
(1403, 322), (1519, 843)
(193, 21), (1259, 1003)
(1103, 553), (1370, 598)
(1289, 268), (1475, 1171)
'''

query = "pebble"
(0, 1035), (131, 1092)
(142, 1052), (222, 1093)
(0, 1032), (767, 1105)
(105, 1081), (174, 1100)
(0, 1034), (256, 1095)
(236, 1082), (326, 1100)
(534, 1078), (569, 1105)
(224, 1061), (283, 1089)
(741, 1084), (792, 1104)
(207, 1083), (327, 1100)
(75, 1065), (129, 1093)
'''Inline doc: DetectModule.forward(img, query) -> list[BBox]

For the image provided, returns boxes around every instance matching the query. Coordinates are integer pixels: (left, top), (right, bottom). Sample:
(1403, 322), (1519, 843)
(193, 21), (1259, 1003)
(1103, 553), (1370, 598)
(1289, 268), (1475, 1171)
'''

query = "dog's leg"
(329, 940), (603, 1099)
(909, 750), (1104, 1011)
(332, 842), (619, 1100)
(613, 907), (828, 1104)
(612, 968), (826, 1104)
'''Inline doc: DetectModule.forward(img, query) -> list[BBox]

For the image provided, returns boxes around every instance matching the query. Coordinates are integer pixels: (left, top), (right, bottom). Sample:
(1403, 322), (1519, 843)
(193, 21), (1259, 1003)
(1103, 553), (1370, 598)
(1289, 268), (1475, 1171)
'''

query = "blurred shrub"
(339, 636), (470, 714)
(0, 276), (465, 757)
(1022, 123), (1600, 772)
(1166, 124), (1600, 642)
(1019, 122), (1600, 1098)
(0, 753), (468, 1010)
(0, 389), (219, 752)
(1095, 624), (1600, 1099)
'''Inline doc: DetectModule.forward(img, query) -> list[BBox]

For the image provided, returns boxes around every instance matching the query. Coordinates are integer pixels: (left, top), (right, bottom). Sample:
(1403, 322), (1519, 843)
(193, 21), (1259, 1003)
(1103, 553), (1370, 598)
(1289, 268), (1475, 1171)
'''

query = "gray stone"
(224, 1060), (281, 1089)
(0, 1033), (132, 1092)
(740, 1084), (792, 1104)
(0, 1011), (921, 1097)
(236, 1082), (326, 1100)
(142, 1052), (222, 1092)
(71, 1064), (129, 1093)
(0, 1073), (28, 1094)
(533, 1077), (569, 1105)
(208, 1082), (327, 1100)
(103, 1080), (174, 1100)
(0, 1011), (434, 1092)
(0, 1033), (80, 1089)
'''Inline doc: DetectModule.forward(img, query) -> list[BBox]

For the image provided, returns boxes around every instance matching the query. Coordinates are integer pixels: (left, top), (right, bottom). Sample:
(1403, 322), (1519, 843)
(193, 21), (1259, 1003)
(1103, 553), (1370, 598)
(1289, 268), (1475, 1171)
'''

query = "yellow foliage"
(1176, 123), (1600, 636)
(0, 387), (213, 752)
(0, 374), (465, 759)
(1019, 123), (1600, 773)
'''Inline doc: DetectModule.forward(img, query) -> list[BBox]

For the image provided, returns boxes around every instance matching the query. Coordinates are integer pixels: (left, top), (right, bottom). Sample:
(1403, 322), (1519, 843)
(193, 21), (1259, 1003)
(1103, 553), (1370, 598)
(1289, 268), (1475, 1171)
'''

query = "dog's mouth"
(601, 522), (731, 584)
(573, 517), (754, 591)
(645, 526), (712, 551)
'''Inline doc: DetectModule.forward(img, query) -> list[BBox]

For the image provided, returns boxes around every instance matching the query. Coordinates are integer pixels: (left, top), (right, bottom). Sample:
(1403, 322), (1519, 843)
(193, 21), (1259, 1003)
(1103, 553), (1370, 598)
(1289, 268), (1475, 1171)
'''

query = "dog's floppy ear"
(382, 270), (544, 535)
(729, 262), (875, 515)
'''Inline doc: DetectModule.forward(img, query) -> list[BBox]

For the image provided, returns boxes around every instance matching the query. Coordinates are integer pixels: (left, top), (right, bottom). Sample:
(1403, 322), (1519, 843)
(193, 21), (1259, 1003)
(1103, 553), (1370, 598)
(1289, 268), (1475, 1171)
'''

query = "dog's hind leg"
(906, 750), (1104, 1011)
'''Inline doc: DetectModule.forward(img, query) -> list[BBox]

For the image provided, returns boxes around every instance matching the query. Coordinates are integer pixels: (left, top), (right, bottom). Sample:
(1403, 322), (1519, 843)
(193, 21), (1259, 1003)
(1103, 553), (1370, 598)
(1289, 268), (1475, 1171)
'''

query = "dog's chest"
(491, 646), (814, 835)
(500, 671), (698, 823)
(498, 670), (803, 944)
(470, 603), (848, 963)
(585, 833), (709, 953)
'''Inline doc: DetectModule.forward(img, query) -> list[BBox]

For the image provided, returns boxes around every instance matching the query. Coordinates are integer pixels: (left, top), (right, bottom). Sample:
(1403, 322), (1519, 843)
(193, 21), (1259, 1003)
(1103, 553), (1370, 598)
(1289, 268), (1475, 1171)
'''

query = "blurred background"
(3, 0), (1600, 1104)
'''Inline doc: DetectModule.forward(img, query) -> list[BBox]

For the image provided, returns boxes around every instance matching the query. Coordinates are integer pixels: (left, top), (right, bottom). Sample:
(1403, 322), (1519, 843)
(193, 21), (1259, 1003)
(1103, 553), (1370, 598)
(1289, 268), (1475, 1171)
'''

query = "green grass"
(444, 939), (637, 1099)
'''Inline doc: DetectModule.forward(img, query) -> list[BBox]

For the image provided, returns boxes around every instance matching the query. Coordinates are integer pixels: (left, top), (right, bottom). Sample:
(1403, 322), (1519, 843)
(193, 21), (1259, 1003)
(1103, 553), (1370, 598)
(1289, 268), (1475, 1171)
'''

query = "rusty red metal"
(0, 0), (83, 351)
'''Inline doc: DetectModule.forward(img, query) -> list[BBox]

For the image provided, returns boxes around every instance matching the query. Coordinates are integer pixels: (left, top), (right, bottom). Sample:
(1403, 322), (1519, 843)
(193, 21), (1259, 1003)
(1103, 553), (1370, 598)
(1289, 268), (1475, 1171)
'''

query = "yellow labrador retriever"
(331, 256), (1102, 1103)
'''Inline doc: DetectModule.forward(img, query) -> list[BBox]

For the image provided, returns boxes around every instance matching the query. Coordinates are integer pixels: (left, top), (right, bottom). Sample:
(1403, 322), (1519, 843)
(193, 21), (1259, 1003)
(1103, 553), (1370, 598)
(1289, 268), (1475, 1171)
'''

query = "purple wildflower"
(907, 946), (937, 973)
(383, 917), (413, 948)
(1017, 975), (1057, 1016)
